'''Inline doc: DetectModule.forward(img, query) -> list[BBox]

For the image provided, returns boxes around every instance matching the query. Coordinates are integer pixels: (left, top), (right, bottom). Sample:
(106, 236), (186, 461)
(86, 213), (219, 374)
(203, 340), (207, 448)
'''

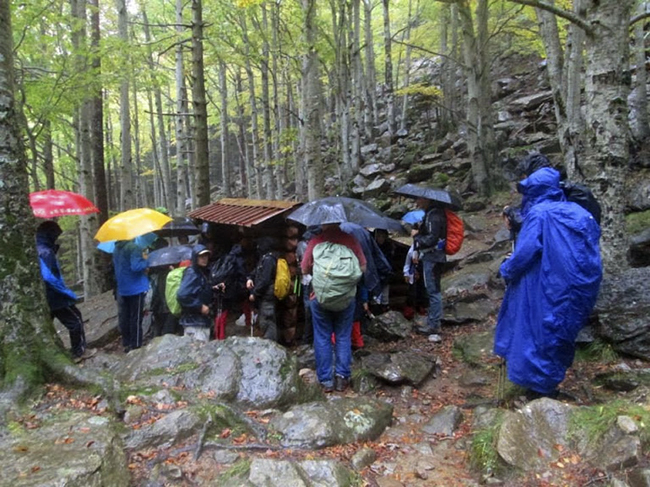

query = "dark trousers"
(117, 292), (145, 350)
(52, 305), (86, 357)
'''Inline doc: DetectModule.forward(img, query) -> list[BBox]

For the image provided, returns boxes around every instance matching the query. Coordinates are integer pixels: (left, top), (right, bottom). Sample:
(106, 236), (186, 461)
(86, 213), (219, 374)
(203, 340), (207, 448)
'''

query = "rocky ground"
(28, 304), (650, 487)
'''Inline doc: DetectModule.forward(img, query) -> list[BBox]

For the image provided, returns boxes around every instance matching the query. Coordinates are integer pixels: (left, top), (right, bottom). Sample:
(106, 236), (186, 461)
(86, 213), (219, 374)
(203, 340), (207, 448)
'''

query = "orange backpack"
(444, 209), (464, 255)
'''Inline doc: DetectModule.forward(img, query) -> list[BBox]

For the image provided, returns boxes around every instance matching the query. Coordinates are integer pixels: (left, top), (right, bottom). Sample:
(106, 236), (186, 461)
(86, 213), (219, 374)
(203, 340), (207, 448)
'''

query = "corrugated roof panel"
(188, 198), (301, 227)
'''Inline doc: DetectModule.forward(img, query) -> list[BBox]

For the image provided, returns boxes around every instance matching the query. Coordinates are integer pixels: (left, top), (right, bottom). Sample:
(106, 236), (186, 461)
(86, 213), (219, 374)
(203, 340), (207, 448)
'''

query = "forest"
(3, 0), (650, 484)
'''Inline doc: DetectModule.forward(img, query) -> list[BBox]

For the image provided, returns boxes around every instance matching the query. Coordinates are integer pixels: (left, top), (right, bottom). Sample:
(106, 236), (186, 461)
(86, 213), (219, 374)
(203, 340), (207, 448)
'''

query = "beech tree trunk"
(581, 0), (633, 270)
(382, 0), (396, 137)
(175, 0), (188, 216)
(116, 0), (134, 210)
(363, 0), (377, 138)
(191, 0), (210, 207)
(302, 0), (324, 200)
(631, 1), (650, 141)
(219, 61), (231, 197)
(260, 4), (276, 199)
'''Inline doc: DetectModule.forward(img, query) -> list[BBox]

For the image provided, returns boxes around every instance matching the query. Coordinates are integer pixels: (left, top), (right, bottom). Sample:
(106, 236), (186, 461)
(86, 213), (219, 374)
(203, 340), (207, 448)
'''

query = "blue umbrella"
(96, 232), (158, 254)
(402, 209), (425, 224)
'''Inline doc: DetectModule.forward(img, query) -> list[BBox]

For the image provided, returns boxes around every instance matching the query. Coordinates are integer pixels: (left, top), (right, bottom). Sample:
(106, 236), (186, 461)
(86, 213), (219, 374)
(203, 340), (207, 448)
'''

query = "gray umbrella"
(394, 183), (462, 210)
(287, 196), (404, 232)
(147, 245), (193, 268)
(154, 217), (201, 238)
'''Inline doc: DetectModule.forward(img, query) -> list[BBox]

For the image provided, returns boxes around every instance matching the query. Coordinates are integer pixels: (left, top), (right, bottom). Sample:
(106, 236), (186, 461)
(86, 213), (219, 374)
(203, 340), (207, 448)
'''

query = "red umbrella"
(29, 189), (100, 218)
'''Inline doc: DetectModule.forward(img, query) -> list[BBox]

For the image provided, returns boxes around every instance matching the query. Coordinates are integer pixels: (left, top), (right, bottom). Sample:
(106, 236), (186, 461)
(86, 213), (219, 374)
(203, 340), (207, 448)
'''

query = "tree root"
(42, 351), (124, 417)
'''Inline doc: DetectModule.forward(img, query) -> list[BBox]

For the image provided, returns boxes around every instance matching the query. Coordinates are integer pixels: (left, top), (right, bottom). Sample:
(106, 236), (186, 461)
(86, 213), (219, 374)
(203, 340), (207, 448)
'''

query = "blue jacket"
(177, 245), (213, 327)
(113, 240), (150, 297)
(340, 223), (392, 299)
(494, 168), (602, 394)
(36, 228), (77, 310)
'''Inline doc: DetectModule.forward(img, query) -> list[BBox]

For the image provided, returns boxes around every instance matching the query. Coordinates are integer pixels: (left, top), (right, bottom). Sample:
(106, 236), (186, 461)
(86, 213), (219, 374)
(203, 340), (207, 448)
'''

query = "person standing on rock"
(113, 238), (150, 353)
(178, 245), (221, 342)
(36, 221), (92, 362)
(494, 167), (602, 399)
(301, 204), (366, 393)
(412, 197), (447, 341)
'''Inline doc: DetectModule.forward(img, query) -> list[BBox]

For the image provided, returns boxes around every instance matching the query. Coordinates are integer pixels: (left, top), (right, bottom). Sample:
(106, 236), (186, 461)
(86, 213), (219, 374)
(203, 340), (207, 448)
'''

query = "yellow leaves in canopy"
(396, 83), (442, 99)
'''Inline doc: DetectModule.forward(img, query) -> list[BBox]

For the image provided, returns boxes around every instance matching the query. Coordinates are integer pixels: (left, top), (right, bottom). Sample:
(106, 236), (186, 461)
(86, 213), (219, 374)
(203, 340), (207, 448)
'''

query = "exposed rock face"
(366, 310), (413, 341)
(595, 268), (650, 361)
(0, 411), (129, 487)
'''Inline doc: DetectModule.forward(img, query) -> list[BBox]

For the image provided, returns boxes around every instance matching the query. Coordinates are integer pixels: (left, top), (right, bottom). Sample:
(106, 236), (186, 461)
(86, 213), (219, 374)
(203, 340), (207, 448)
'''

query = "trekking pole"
(497, 358), (506, 406)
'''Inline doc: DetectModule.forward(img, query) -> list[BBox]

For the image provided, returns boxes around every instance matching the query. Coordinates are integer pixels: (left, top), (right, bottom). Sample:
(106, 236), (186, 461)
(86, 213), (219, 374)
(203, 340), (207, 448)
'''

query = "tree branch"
(630, 11), (650, 27)
(507, 0), (593, 34)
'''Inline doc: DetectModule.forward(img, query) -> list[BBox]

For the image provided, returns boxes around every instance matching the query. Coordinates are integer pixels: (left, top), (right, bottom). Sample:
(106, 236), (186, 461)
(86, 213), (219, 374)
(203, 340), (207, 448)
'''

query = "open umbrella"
(154, 216), (200, 238)
(30, 189), (99, 218)
(394, 184), (462, 210)
(287, 196), (403, 232)
(95, 208), (172, 243)
(97, 233), (159, 254)
(402, 209), (425, 224)
(147, 245), (193, 268)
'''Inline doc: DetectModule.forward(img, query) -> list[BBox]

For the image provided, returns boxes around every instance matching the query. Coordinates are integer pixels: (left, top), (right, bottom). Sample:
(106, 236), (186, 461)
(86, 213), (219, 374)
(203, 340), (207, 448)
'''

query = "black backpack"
(210, 253), (246, 301)
(560, 181), (602, 225)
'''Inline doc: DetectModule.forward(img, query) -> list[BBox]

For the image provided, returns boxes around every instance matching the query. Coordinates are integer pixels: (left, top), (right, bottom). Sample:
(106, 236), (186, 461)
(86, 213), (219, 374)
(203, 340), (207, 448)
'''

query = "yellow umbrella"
(94, 208), (173, 242)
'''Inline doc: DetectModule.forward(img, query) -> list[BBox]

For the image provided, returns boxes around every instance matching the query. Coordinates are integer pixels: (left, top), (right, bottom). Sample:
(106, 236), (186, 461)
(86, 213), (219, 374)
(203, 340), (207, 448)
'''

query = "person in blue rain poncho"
(494, 167), (603, 398)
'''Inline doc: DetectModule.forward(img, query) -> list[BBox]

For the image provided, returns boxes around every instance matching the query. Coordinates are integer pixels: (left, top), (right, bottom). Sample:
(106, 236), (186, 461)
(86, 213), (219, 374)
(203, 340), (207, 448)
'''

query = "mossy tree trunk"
(0, 2), (120, 413)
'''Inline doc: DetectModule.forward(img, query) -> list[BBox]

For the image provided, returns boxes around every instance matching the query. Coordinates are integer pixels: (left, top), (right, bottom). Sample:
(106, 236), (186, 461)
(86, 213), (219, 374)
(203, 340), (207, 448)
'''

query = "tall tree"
(302, 0), (323, 200)
(175, 0), (188, 216)
(116, 0), (134, 210)
(191, 0), (210, 207)
(219, 61), (231, 197)
(0, 0), (116, 410)
(382, 0), (396, 137)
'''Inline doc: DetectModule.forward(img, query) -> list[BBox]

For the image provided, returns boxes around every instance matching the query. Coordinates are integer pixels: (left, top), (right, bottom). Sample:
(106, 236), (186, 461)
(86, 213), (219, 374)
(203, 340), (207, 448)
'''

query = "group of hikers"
(36, 151), (603, 400)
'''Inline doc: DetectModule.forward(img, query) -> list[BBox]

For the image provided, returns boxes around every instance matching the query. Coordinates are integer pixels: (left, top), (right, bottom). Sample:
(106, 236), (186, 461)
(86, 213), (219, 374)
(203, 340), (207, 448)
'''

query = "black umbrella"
(394, 183), (462, 210)
(147, 245), (193, 268)
(154, 216), (201, 238)
(287, 196), (404, 232)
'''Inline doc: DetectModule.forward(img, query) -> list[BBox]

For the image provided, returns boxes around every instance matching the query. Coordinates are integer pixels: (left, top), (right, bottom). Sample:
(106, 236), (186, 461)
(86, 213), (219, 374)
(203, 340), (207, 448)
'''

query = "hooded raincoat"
(177, 244), (213, 328)
(494, 168), (602, 394)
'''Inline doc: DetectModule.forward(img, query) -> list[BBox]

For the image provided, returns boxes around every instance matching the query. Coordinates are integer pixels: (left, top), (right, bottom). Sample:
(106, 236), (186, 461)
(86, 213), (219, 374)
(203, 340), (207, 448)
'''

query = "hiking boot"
(415, 326), (435, 336)
(320, 381), (334, 393)
(73, 348), (97, 363)
(334, 375), (349, 392)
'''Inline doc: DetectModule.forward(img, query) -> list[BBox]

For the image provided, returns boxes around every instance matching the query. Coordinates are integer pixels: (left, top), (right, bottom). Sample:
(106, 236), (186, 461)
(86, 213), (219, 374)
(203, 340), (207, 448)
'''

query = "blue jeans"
(422, 259), (442, 332)
(310, 299), (355, 385)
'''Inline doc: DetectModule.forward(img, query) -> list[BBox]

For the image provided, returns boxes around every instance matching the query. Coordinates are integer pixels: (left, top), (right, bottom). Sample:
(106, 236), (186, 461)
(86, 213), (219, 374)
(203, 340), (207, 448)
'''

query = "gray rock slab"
(248, 458), (353, 487)
(124, 408), (202, 450)
(497, 398), (574, 470)
(366, 310), (412, 341)
(0, 411), (129, 487)
(270, 397), (393, 449)
(422, 405), (463, 436)
(360, 351), (436, 386)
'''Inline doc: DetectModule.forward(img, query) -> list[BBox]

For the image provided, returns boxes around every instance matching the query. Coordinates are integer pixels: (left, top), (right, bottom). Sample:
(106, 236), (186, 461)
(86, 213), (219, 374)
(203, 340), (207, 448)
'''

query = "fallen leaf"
(556, 461), (564, 468)
(220, 428), (232, 439)
(78, 427), (91, 433)
(86, 441), (95, 448)
(13, 446), (29, 452)
(31, 466), (41, 473)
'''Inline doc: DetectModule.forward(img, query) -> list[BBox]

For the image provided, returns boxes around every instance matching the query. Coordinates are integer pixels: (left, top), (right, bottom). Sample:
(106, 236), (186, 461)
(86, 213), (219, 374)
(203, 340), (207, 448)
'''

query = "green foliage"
(569, 400), (650, 446)
(469, 413), (506, 476)
(626, 210), (650, 235)
(574, 340), (619, 364)
(217, 458), (251, 484)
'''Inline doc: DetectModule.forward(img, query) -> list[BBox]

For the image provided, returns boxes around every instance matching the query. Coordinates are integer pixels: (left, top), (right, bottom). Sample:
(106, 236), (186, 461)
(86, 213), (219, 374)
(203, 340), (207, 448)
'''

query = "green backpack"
(165, 267), (187, 317)
(311, 242), (362, 311)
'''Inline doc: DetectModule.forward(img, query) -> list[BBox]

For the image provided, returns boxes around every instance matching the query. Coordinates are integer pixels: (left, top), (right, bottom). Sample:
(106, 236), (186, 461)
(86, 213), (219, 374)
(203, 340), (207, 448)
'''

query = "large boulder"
(0, 411), (129, 487)
(110, 335), (313, 409)
(595, 268), (650, 361)
(269, 397), (393, 449)
(497, 398), (575, 470)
